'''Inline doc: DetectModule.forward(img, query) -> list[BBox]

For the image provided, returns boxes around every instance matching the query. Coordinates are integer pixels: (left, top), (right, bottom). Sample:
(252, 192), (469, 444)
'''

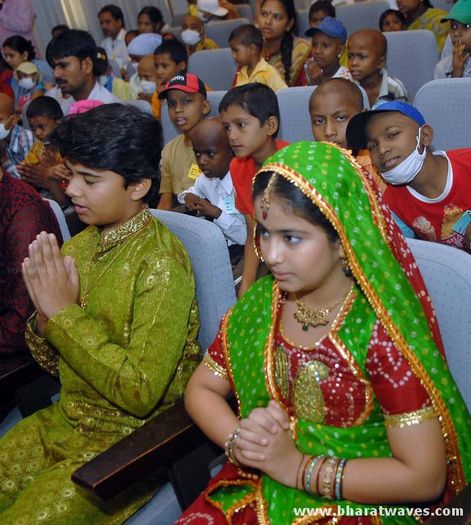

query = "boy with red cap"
(157, 71), (210, 210)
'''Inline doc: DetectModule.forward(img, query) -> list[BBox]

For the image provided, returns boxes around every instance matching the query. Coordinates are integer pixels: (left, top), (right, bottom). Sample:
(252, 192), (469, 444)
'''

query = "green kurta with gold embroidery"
(0, 208), (200, 524)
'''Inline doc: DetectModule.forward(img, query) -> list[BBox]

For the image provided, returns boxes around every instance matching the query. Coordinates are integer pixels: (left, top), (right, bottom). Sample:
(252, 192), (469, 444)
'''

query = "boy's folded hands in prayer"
(22, 231), (79, 336)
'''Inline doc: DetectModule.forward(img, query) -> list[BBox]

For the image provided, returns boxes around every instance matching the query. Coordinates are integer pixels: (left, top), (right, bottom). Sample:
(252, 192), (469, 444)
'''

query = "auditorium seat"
(413, 78), (471, 150)
(277, 86), (315, 143)
(206, 17), (251, 47)
(189, 48), (236, 91)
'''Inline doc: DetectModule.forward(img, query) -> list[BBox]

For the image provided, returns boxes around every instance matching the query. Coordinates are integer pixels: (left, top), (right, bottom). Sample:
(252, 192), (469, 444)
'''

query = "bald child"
(137, 54), (159, 102)
(347, 29), (408, 108)
(181, 15), (219, 55)
(178, 117), (247, 255)
(309, 78), (364, 147)
(309, 78), (386, 192)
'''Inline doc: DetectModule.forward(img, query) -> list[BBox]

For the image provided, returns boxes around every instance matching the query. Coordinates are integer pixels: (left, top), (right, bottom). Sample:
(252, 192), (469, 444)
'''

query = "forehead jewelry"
(260, 173), (278, 220)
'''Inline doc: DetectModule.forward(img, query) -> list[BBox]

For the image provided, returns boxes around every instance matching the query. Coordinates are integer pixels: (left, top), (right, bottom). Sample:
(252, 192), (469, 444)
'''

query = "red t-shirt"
(230, 140), (289, 216)
(383, 149), (471, 250)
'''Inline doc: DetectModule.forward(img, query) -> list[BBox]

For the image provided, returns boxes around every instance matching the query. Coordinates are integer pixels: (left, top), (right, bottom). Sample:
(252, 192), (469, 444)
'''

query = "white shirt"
(47, 82), (120, 115)
(101, 28), (130, 71)
(178, 171), (247, 246)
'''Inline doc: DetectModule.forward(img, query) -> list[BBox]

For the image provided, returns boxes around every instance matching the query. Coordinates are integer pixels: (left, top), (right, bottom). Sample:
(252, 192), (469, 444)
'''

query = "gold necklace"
(293, 285), (353, 331)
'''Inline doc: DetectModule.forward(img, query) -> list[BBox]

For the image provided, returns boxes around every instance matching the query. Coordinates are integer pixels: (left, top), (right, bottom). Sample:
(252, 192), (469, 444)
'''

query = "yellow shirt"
(235, 58), (288, 92)
(195, 37), (219, 52)
(159, 134), (200, 195)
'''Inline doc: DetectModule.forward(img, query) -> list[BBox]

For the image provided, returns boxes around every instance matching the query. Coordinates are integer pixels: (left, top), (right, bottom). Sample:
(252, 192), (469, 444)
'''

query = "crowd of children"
(0, 0), (470, 523)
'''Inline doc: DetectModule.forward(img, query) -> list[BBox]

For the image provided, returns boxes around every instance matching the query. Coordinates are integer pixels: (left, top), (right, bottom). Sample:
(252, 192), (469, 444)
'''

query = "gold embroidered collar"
(100, 207), (152, 247)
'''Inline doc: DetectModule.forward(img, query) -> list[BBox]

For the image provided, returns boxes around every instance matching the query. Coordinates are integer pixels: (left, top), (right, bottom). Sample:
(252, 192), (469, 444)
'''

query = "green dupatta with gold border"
(207, 142), (471, 524)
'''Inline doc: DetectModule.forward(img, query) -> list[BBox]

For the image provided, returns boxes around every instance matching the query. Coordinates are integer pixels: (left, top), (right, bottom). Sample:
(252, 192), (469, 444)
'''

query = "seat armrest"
(71, 399), (206, 500)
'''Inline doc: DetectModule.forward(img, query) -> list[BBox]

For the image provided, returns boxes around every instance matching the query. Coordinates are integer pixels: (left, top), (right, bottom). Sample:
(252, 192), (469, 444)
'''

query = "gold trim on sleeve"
(384, 406), (437, 429)
(203, 353), (228, 380)
(24, 320), (59, 377)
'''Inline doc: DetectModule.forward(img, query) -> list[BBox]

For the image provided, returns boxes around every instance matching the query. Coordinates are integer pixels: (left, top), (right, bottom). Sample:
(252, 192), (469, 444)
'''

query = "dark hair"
(98, 4), (125, 26)
(138, 6), (164, 29)
(261, 0), (297, 84)
(51, 104), (163, 203)
(219, 83), (280, 132)
(125, 29), (139, 40)
(379, 9), (406, 30)
(154, 39), (188, 66)
(229, 24), (264, 52)
(253, 171), (339, 243)
(26, 96), (64, 121)
(309, 1), (336, 20)
(2, 35), (36, 60)
(51, 25), (70, 38)
(94, 46), (109, 76)
(46, 30), (102, 76)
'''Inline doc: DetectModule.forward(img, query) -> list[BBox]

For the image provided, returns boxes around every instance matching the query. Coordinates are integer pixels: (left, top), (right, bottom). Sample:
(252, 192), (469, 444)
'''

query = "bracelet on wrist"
(224, 427), (242, 467)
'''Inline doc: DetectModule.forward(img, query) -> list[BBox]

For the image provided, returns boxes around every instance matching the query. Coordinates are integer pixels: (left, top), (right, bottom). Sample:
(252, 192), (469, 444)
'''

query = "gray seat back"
(150, 210), (236, 350)
(385, 30), (439, 99)
(408, 238), (471, 409)
(277, 86), (316, 143)
(188, 48), (236, 91)
(413, 78), (471, 150)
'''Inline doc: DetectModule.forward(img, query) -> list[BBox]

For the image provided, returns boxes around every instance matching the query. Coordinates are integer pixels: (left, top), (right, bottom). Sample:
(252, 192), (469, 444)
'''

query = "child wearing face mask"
(14, 61), (44, 110)
(346, 101), (471, 252)
(181, 15), (219, 56)
(0, 92), (33, 178)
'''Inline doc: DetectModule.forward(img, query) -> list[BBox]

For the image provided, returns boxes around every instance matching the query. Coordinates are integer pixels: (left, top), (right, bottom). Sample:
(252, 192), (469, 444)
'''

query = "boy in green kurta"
(0, 104), (200, 523)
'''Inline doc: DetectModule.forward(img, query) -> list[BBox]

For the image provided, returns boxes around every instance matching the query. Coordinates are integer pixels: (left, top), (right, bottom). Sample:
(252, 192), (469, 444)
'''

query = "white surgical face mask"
(181, 29), (201, 46)
(19, 77), (36, 90)
(0, 117), (12, 140)
(380, 127), (426, 185)
(140, 80), (156, 94)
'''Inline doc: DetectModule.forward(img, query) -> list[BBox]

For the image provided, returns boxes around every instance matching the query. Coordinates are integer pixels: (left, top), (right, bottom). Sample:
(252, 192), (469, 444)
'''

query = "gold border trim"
(384, 406), (437, 429)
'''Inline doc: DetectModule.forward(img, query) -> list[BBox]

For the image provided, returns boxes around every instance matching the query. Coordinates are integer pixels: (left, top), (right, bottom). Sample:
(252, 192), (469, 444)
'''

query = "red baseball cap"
(158, 71), (207, 99)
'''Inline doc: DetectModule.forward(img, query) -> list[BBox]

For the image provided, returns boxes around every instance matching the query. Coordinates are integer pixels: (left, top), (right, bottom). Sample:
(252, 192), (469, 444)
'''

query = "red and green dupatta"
(206, 142), (471, 524)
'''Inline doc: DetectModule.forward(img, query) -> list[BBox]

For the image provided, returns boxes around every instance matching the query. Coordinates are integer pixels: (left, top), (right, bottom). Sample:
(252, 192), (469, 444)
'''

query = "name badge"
(187, 163), (202, 181)
(224, 194), (237, 214)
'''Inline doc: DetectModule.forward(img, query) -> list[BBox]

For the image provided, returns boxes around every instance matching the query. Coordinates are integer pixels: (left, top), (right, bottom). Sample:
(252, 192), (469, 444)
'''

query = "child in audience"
(95, 47), (133, 102)
(304, 17), (351, 85)
(152, 40), (189, 119)
(230, 24), (287, 91)
(5, 103), (200, 523)
(178, 117), (246, 261)
(0, 92), (33, 178)
(158, 72), (210, 210)
(14, 61), (44, 110)
(309, 77), (363, 149)
(309, 77), (385, 192)
(17, 96), (67, 206)
(132, 54), (159, 102)
(308, 0), (336, 28)
(435, 0), (471, 78)
(379, 9), (406, 32)
(176, 140), (470, 525)
(348, 29), (409, 108)
(346, 101), (471, 251)
(219, 83), (289, 295)
(181, 15), (219, 56)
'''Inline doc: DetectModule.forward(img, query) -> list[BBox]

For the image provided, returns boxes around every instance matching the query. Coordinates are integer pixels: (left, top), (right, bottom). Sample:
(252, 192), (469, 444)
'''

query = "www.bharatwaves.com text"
(292, 505), (464, 519)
